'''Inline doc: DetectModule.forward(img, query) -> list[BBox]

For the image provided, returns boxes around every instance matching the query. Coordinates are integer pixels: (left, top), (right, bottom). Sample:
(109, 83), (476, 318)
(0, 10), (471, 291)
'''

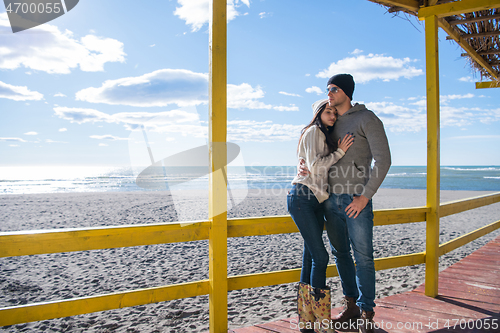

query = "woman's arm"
(302, 128), (353, 175)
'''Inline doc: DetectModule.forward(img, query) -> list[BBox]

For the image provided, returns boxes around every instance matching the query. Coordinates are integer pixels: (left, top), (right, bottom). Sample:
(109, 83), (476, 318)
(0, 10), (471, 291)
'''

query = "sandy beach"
(1, 188), (499, 332)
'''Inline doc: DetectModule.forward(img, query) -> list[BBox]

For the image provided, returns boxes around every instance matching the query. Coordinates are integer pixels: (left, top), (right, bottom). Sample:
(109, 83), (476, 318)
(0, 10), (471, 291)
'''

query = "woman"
(288, 99), (353, 332)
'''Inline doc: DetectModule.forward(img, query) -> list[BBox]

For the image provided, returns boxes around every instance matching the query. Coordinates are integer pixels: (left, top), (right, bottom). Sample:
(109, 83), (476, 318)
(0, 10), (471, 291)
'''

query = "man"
(299, 74), (391, 333)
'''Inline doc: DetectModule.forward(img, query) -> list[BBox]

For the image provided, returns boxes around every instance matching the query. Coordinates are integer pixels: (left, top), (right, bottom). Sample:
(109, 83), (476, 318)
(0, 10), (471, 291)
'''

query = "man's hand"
(297, 158), (310, 177)
(345, 195), (369, 219)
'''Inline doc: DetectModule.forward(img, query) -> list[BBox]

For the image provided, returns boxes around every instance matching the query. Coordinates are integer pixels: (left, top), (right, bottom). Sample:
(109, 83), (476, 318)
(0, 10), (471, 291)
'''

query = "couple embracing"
(288, 74), (391, 333)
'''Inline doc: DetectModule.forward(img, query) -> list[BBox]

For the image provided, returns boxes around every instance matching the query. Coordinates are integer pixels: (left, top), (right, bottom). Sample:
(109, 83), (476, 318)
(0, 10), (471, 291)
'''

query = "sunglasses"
(326, 86), (340, 94)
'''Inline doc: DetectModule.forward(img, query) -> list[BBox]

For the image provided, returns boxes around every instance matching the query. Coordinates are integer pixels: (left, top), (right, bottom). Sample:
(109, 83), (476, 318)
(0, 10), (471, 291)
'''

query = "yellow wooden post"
(424, 14), (440, 298)
(208, 0), (228, 332)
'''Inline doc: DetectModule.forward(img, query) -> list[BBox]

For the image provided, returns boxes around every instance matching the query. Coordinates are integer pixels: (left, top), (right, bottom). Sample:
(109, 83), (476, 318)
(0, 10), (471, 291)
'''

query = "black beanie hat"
(327, 74), (355, 101)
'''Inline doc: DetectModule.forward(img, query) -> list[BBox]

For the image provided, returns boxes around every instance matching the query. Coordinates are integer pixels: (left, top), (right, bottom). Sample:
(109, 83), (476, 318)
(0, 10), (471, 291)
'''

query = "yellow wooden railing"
(1, 192), (499, 328)
(2, 1), (500, 332)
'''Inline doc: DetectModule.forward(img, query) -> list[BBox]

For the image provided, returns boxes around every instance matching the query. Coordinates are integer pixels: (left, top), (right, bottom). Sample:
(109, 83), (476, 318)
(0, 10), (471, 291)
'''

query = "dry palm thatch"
(369, 1), (500, 82)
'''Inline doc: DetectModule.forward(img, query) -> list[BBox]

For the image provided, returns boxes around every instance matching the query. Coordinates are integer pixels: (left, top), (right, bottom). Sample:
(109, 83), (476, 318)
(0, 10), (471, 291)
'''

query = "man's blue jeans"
(323, 193), (375, 312)
(287, 183), (329, 289)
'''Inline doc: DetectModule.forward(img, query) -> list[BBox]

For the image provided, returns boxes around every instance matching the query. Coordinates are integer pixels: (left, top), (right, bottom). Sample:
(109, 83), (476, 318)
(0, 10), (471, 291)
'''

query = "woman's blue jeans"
(323, 193), (376, 312)
(287, 183), (329, 289)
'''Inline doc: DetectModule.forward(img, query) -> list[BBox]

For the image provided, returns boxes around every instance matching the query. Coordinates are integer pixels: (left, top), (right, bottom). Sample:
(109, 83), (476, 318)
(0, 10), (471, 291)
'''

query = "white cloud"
(350, 49), (364, 55)
(279, 91), (302, 97)
(458, 76), (475, 82)
(9, 144), (19, 147)
(0, 13), (125, 74)
(54, 107), (201, 131)
(228, 120), (303, 142)
(174, 0), (250, 32)
(59, 128), (68, 132)
(76, 70), (283, 110)
(98, 143), (108, 147)
(227, 83), (272, 109)
(367, 97), (500, 132)
(448, 135), (500, 140)
(54, 107), (113, 124)
(45, 139), (68, 143)
(24, 131), (38, 135)
(90, 135), (129, 141)
(53, 106), (304, 142)
(259, 12), (267, 18)
(0, 80), (43, 101)
(317, 53), (423, 83)
(54, 93), (66, 97)
(0, 137), (27, 142)
(273, 105), (299, 112)
(441, 93), (475, 105)
(366, 101), (426, 132)
(76, 69), (209, 107)
(306, 86), (323, 95)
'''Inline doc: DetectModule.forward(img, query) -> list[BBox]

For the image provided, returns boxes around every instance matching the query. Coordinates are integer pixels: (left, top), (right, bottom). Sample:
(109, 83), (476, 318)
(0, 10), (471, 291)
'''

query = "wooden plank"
(256, 320), (297, 333)
(373, 304), (480, 332)
(0, 222), (210, 257)
(229, 326), (271, 332)
(377, 292), (495, 318)
(436, 294), (500, 315)
(0, 280), (209, 327)
(414, 280), (500, 298)
(425, 13), (441, 298)
(476, 81), (500, 89)
(444, 262), (500, 275)
(238, 236), (500, 333)
(418, 0), (500, 19)
(440, 270), (500, 287)
(464, 253), (500, 262)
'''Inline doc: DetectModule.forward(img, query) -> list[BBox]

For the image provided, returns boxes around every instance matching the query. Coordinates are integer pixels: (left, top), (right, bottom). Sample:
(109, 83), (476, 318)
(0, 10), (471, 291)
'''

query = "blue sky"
(1, 0), (499, 168)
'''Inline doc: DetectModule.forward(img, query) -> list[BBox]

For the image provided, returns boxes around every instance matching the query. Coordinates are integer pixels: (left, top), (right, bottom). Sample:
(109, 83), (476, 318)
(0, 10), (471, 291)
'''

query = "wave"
(443, 167), (500, 171)
(387, 172), (426, 177)
(484, 176), (500, 179)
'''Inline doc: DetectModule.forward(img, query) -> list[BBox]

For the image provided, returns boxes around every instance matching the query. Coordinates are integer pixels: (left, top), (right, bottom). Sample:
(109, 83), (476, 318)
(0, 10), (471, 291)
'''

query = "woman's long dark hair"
(297, 104), (338, 154)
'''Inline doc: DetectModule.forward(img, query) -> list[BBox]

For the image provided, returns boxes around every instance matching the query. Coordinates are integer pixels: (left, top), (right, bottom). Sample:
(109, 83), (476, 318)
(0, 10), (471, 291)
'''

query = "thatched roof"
(369, 1), (500, 82)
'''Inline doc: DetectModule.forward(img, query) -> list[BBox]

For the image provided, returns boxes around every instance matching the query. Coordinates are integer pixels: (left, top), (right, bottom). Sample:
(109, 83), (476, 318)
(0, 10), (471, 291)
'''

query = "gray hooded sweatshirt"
(328, 103), (391, 199)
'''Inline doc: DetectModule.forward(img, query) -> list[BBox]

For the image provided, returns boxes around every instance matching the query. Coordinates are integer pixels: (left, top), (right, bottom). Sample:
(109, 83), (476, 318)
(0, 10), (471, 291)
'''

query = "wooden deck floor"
(229, 235), (500, 332)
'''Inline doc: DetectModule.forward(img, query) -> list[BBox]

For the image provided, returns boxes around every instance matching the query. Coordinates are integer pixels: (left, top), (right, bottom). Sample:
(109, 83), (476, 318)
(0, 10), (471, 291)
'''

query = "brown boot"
(297, 283), (315, 332)
(358, 310), (375, 333)
(332, 296), (360, 324)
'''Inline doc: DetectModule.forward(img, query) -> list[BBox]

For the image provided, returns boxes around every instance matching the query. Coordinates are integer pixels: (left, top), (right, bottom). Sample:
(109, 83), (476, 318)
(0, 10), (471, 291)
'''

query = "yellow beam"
(0, 280), (209, 327)
(438, 18), (499, 80)
(1, 208), (429, 258)
(228, 207), (429, 237)
(208, 0), (228, 331)
(425, 14), (441, 298)
(0, 221), (210, 258)
(476, 81), (500, 89)
(228, 252), (426, 291)
(440, 192), (500, 218)
(0, 250), (428, 327)
(373, 207), (429, 225)
(439, 220), (500, 256)
(418, 0), (500, 19)
(374, 252), (426, 270)
(367, 0), (419, 12)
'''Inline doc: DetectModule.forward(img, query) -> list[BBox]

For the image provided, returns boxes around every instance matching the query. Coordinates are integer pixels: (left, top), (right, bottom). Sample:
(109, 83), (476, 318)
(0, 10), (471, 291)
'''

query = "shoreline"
(1, 188), (499, 332)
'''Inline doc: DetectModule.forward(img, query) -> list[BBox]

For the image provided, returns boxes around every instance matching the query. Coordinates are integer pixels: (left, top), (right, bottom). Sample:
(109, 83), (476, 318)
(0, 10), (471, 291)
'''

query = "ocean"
(0, 166), (499, 195)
